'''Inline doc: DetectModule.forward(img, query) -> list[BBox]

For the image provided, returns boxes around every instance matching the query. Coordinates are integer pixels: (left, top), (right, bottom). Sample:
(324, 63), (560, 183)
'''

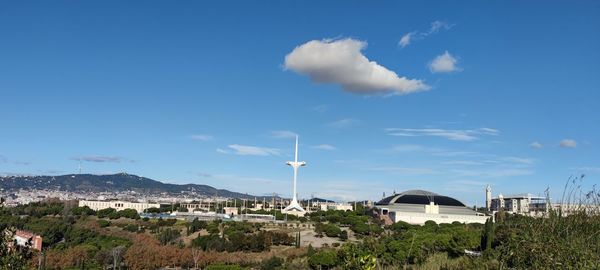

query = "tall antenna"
(294, 135), (298, 162)
(282, 135), (306, 214)
(78, 158), (82, 174)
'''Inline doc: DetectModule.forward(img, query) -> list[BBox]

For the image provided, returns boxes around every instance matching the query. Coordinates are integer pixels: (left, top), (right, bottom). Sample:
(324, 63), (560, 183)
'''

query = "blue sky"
(1, 1), (599, 204)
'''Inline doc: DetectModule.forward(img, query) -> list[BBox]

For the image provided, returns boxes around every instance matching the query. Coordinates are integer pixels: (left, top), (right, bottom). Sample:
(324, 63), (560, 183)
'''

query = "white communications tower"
(282, 135), (306, 214)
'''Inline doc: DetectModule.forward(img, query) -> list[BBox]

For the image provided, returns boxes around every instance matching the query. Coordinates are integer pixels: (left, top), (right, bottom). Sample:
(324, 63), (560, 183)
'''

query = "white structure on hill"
(79, 200), (160, 213)
(282, 135), (306, 216)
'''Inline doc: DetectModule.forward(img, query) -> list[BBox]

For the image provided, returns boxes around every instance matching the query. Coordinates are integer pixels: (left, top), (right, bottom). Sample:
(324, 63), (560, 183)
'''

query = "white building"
(490, 193), (547, 215)
(375, 190), (488, 225)
(79, 200), (160, 213)
(319, 203), (354, 211)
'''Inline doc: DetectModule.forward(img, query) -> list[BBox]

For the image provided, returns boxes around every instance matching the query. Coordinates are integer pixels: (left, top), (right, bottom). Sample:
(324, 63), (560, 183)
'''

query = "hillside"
(0, 173), (255, 199)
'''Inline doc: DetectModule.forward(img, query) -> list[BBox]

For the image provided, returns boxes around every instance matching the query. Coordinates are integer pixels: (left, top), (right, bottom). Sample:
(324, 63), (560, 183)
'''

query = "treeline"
(192, 220), (296, 252)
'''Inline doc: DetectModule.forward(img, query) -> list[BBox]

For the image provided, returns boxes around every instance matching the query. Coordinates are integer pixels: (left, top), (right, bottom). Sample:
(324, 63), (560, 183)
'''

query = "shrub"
(97, 219), (111, 228)
(260, 256), (284, 270)
(339, 230), (348, 241)
(124, 224), (138, 232)
(308, 250), (338, 269)
(117, 209), (140, 219)
(205, 264), (245, 270)
(97, 208), (116, 218)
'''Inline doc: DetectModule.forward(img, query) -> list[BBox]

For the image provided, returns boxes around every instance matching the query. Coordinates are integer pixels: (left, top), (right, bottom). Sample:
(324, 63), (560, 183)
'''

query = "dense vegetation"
(0, 180), (598, 269)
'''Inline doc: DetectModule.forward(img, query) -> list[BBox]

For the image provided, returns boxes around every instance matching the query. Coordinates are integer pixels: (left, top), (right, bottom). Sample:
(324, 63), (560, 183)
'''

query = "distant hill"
(0, 173), (256, 199)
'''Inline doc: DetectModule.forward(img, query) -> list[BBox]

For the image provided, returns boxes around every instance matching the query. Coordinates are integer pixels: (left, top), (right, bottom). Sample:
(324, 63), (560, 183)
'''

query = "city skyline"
(1, 1), (599, 205)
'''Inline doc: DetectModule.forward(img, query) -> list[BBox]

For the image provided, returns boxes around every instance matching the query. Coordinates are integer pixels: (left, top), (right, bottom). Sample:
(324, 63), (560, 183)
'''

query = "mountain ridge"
(0, 173), (258, 199)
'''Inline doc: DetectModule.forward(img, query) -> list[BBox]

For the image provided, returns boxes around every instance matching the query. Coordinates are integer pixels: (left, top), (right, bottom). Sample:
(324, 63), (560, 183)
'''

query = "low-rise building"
(490, 193), (547, 215)
(319, 203), (353, 211)
(375, 190), (488, 225)
(78, 200), (160, 213)
(14, 230), (43, 251)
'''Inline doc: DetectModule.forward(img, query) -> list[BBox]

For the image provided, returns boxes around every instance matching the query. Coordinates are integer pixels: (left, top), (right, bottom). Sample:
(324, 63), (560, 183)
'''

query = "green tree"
(157, 228), (181, 245)
(480, 218), (493, 251)
(308, 250), (338, 269)
(97, 208), (116, 218)
(339, 230), (348, 241)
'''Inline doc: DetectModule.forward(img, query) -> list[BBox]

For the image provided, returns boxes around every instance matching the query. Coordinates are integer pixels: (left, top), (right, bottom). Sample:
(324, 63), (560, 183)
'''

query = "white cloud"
(227, 144), (280, 156)
(270, 130), (297, 139)
(284, 38), (429, 95)
(429, 51), (461, 73)
(190, 134), (214, 141)
(501, 157), (535, 165)
(398, 32), (415, 48)
(530, 141), (543, 149)
(312, 105), (328, 113)
(369, 166), (436, 175)
(571, 166), (600, 173)
(312, 144), (336, 151)
(452, 168), (534, 178)
(399, 21), (453, 48)
(441, 160), (485, 166)
(385, 127), (498, 142)
(328, 118), (359, 128)
(479, 128), (499, 135)
(560, 139), (577, 148)
(388, 144), (442, 153)
(72, 156), (135, 163)
(216, 148), (229, 154)
(429, 21), (453, 33)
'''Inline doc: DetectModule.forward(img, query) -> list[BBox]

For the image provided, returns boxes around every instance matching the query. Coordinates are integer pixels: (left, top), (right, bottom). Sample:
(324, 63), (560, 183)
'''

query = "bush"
(205, 264), (245, 270)
(156, 228), (181, 245)
(117, 209), (140, 219)
(72, 206), (96, 216)
(108, 211), (120, 220)
(97, 208), (116, 218)
(260, 256), (284, 270)
(308, 250), (338, 269)
(96, 219), (111, 228)
(339, 230), (348, 241)
(123, 224), (138, 232)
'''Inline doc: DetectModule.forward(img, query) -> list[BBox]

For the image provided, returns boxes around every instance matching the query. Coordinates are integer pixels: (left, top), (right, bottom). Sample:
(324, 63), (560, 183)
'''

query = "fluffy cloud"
(530, 141), (543, 149)
(189, 134), (214, 141)
(560, 139), (577, 148)
(312, 144), (336, 151)
(399, 21), (453, 48)
(227, 144), (280, 156)
(270, 130), (297, 139)
(284, 38), (429, 95)
(385, 127), (499, 142)
(429, 51), (461, 73)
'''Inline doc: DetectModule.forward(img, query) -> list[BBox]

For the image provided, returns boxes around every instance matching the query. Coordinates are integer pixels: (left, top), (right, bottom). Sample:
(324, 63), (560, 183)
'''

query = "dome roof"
(376, 189), (466, 207)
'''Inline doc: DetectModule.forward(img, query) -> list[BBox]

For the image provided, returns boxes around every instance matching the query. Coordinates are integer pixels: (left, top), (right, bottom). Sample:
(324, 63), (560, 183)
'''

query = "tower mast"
(282, 135), (306, 214)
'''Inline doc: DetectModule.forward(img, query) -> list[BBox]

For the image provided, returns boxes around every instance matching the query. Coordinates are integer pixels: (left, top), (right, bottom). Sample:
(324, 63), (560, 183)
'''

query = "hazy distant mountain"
(0, 173), (256, 199)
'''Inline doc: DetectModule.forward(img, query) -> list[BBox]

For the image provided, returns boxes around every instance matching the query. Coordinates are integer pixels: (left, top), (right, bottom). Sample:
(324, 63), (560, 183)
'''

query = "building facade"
(375, 190), (488, 225)
(490, 193), (547, 215)
(78, 200), (160, 213)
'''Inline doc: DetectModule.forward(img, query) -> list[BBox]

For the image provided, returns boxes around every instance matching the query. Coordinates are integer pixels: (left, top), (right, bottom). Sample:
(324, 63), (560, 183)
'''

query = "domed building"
(375, 190), (488, 225)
